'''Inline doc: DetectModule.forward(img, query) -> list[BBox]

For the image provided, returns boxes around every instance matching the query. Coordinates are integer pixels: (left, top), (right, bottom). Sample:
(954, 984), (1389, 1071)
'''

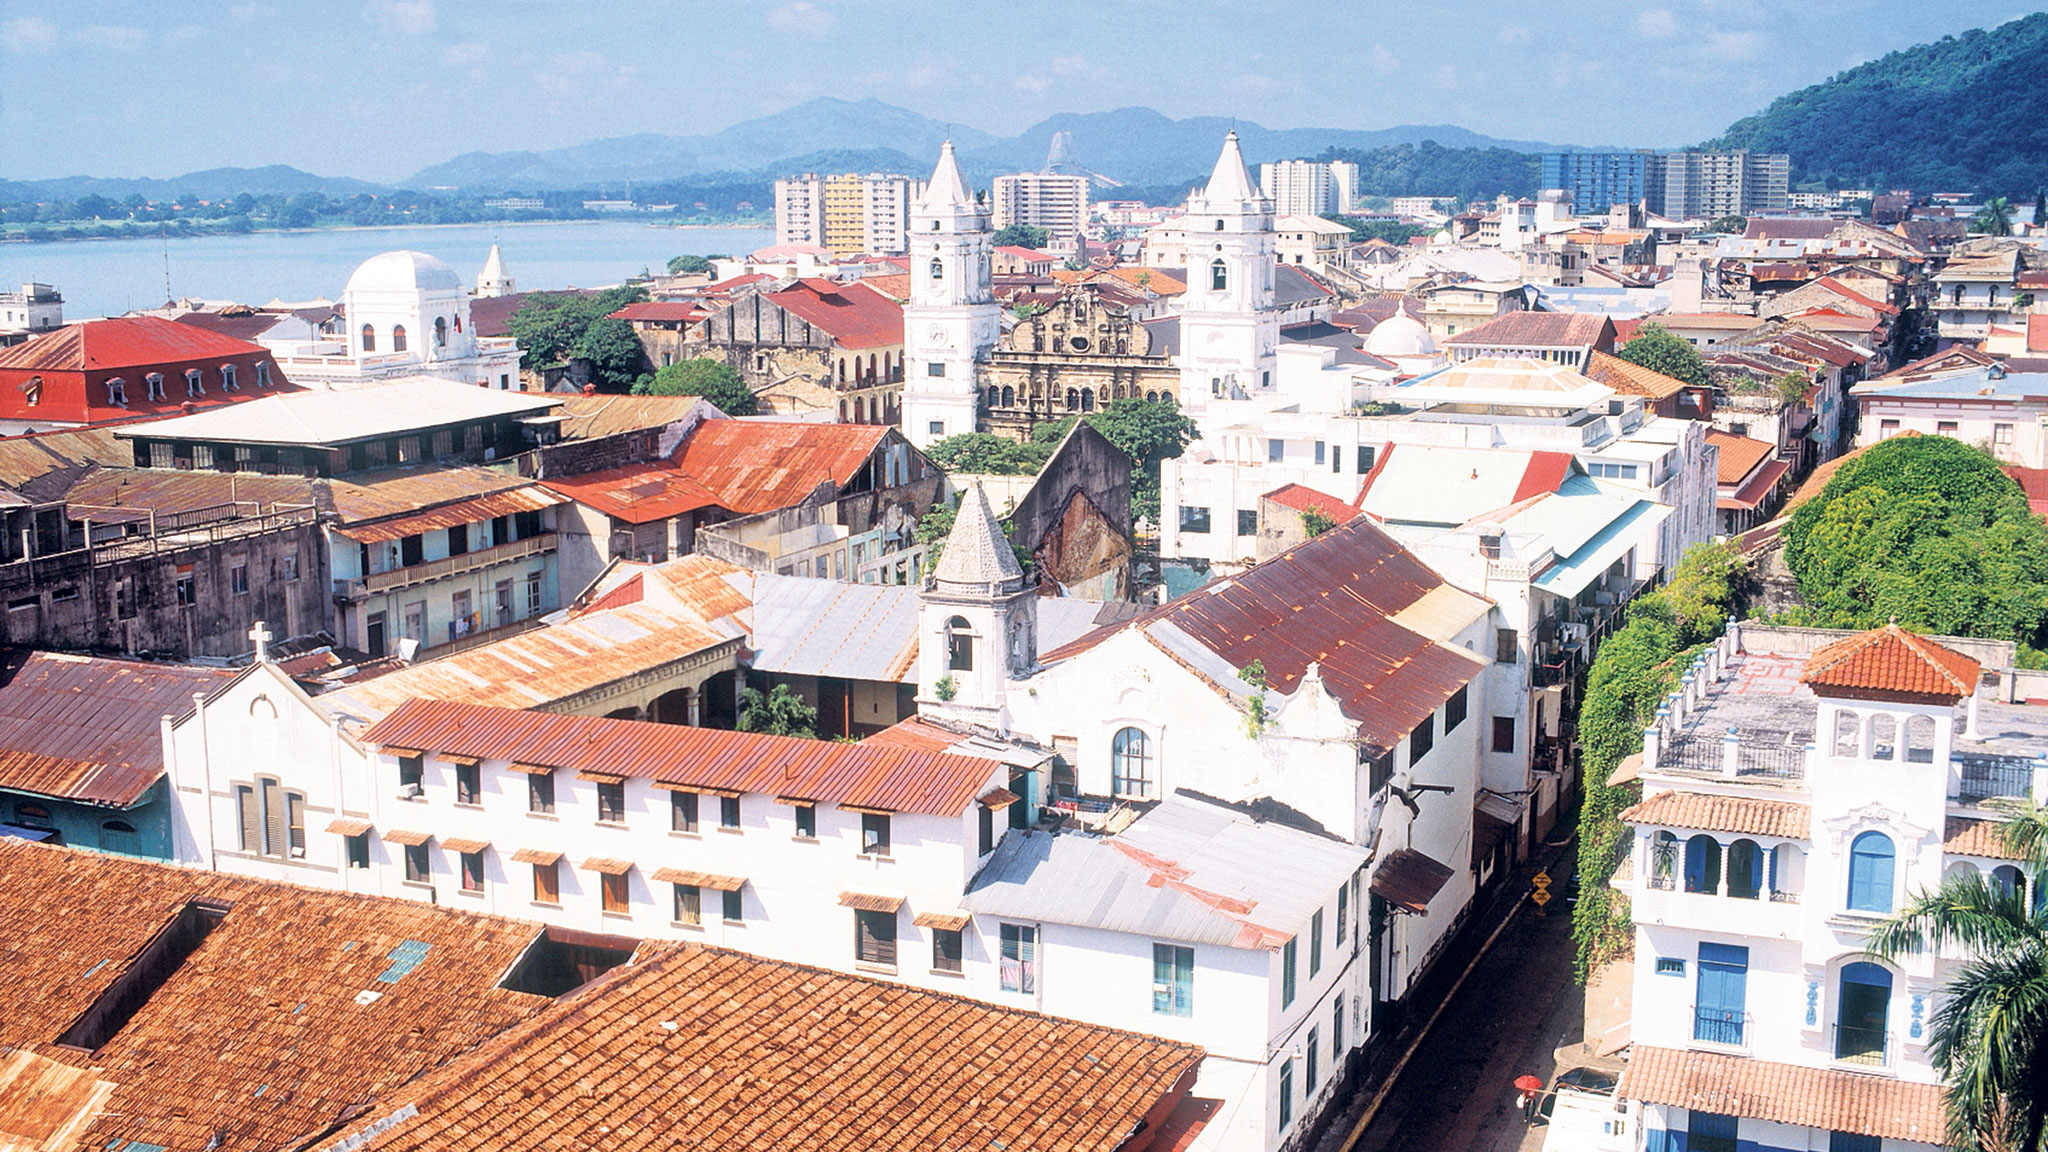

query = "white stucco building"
(262, 250), (523, 390)
(900, 142), (999, 448)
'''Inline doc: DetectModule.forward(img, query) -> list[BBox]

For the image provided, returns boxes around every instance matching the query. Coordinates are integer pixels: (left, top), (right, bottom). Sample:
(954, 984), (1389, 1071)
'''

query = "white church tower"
(477, 243), (514, 298)
(1177, 131), (1279, 415)
(918, 484), (1037, 728)
(901, 141), (998, 449)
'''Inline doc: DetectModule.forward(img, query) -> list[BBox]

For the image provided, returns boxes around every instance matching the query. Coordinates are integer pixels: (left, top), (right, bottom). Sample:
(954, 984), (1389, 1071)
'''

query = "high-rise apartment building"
(774, 172), (923, 256)
(1539, 151), (1789, 220)
(990, 172), (1090, 249)
(1258, 160), (1360, 217)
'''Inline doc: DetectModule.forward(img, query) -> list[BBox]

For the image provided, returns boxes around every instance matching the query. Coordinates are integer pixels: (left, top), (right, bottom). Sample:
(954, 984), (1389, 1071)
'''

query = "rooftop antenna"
(161, 222), (172, 305)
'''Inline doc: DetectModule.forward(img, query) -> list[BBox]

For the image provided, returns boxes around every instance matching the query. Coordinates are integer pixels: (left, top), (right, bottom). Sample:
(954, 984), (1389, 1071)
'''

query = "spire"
(481, 243), (506, 281)
(933, 484), (1023, 592)
(1200, 131), (1260, 206)
(921, 140), (973, 213)
(478, 243), (513, 296)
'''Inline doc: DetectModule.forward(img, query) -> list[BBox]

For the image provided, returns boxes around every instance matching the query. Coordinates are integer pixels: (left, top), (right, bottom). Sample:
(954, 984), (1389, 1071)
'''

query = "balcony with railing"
(1955, 755), (2035, 805)
(333, 532), (556, 601)
(1693, 1008), (1749, 1048)
(1833, 1023), (1892, 1068)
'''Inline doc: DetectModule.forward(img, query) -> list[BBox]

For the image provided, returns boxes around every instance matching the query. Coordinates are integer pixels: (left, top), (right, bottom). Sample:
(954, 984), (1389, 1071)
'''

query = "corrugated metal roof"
(326, 465), (551, 525)
(964, 795), (1366, 949)
(1370, 847), (1454, 913)
(750, 577), (921, 683)
(670, 419), (892, 516)
(114, 376), (559, 447)
(1360, 447), (1573, 527)
(0, 315), (267, 373)
(334, 485), (565, 542)
(361, 699), (1003, 817)
(0, 652), (234, 806)
(766, 280), (903, 350)
(1532, 500), (1672, 597)
(1044, 517), (1485, 754)
(537, 462), (721, 523)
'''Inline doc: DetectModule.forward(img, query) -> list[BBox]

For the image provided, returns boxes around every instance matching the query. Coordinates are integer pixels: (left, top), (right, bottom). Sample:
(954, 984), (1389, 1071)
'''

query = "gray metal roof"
(963, 793), (1368, 949)
(115, 376), (560, 447)
(750, 576), (921, 683)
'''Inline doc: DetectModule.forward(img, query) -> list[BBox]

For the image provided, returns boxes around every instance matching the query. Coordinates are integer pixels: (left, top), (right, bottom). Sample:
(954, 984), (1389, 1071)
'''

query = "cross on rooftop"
(249, 621), (271, 662)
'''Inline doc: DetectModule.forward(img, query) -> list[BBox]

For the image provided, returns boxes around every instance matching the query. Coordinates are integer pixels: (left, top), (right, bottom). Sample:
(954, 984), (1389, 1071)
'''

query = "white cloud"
(1230, 73), (1284, 97)
(1050, 54), (1089, 77)
(370, 0), (436, 36)
(903, 54), (954, 91)
(1, 17), (58, 54)
(1013, 73), (1053, 94)
(767, 2), (835, 38)
(442, 40), (489, 68)
(75, 24), (147, 51)
(1634, 8), (1679, 39)
(535, 49), (635, 95)
(1703, 28), (1763, 60)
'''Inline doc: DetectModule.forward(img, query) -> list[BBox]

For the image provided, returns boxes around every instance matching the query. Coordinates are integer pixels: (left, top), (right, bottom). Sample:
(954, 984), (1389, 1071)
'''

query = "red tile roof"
(1801, 622), (1981, 702)
(1720, 457), (1791, 511)
(1622, 791), (1810, 838)
(362, 698), (1004, 816)
(1945, 816), (2023, 860)
(1262, 483), (1362, 520)
(310, 943), (1203, 1152)
(538, 459), (723, 523)
(0, 839), (551, 1152)
(608, 301), (708, 323)
(1441, 311), (1614, 350)
(2003, 465), (2048, 518)
(0, 316), (266, 373)
(1812, 275), (1900, 316)
(0, 652), (234, 807)
(1704, 429), (1776, 486)
(1619, 1047), (1946, 1145)
(1586, 351), (1689, 401)
(1043, 517), (1485, 754)
(764, 279), (903, 350)
(671, 419), (894, 515)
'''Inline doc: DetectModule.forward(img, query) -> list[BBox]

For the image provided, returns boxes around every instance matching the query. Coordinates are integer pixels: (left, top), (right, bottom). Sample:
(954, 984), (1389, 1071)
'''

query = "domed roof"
(345, 250), (464, 296)
(1364, 314), (1436, 357)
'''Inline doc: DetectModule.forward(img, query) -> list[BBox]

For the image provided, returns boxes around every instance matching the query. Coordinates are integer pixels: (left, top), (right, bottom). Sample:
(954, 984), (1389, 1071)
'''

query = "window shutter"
(260, 779), (285, 857)
(237, 785), (258, 851)
(535, 862), (558, 903)
(286, 792), (306, 854)
(856, 910), (897, 967)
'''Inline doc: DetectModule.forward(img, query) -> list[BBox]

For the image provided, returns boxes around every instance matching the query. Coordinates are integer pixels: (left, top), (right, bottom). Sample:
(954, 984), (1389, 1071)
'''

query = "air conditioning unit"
(397, 783), (422, 800)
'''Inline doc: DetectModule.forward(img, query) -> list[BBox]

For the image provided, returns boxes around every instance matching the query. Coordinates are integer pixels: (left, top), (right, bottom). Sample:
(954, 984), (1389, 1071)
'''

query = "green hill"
(1709, 13), (2048, 195)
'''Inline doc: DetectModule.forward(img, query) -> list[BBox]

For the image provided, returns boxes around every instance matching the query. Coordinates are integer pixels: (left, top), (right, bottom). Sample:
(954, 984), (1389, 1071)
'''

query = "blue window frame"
(1847, 830), (1895, 912)
(1836, 962), (1893, 1065)
(1829, 1132), (1881, 1152)
(1152, 943), (1193, 1017)
(1694, 943), (1748, 1045)
(1687, 1111), (1739, 1152)
(1684, 834), (1721, 893)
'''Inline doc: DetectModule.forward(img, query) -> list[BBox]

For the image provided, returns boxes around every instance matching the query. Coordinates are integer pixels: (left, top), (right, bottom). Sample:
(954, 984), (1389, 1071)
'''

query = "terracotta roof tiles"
(1801, 622), (1981, 702)
(1944, 816), (2022, 860)
(1585, 350), (1689, 401)
(1704, 429), (1777, 486)
(1620, 1046), (1946, 1145)
(1622, 791), (1810, 839)
(764, 279), (903, 350)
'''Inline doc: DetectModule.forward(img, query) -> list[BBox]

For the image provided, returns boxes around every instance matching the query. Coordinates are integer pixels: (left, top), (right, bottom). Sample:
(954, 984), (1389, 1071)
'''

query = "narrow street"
(1311, 834), (1591, 1152)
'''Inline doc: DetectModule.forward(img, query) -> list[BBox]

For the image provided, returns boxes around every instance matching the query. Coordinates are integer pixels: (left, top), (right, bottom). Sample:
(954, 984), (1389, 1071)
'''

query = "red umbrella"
(1514, 1075), (1546, 1094)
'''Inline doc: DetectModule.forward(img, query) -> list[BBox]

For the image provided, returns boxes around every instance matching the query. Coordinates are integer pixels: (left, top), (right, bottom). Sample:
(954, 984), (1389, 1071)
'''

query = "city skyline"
(1, 0), (2042, 184)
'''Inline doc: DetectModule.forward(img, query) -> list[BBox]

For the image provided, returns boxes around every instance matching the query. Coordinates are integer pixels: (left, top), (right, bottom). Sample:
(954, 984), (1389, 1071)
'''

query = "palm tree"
(1972, 197), (2016, 237)
(1868, 801), (2048, 1152)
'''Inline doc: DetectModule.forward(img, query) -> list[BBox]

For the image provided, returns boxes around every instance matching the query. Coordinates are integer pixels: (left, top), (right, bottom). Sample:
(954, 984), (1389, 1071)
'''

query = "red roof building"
(0, 316), (297, 429)
(1800, 622), (1982, 703)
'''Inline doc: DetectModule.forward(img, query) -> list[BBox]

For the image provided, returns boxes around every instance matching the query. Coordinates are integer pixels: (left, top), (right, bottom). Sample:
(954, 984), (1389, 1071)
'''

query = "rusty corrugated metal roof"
(671, 419), (891, 515)
(361, 699), (1003, 817)
(0, 315), (267, 373)
(333, 485), (565, 542)
(0, 651), (234, 806)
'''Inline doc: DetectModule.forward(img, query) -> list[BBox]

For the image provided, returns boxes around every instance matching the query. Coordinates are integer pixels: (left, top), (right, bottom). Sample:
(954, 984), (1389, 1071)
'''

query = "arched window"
(1112, 727), (1153, 798)
(1210, 259), (1228, 292)
(1213, 219), (1224, 231)
(14, 802), (52, 830)
(392, 325), (408, 352)
(255, 361), (274, 387)
(1065, 388), (1079, 411)
(219, 363), (238, 391)
(454, 315), (463, 333)
(361, 323), (376, 352)
(1833, 709), (1860, 758)
(838, 359), (847, 382)
(1001, 385), (1015, 407)
(99, 819), (140, 855)
(1650, 830), (1680, 887)
(946, 615), (974, 672)
(1080, 387), (1095, 412)
(1903, 715), (1935, 763)
(1991, 864), (2024, 903)
(1867, 713), (1896, 760)
(106, 377), (127, 406)
(1146, 390), (1159, 402)
(1772, 842), (1804, 900)
(185, 368), (204, 397)
(1847, 831), (1895, 913)
(1726, 839), (1764, 899)
(929, 259), (944, 281)
(1683, 834), (1721, 894)
(1836, 962), (1893, 1065)
(434, 317), (448, 347)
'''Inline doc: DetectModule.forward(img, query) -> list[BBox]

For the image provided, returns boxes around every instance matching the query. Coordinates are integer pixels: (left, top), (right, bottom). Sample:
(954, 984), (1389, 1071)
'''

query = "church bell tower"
(901, 141), (999, 449)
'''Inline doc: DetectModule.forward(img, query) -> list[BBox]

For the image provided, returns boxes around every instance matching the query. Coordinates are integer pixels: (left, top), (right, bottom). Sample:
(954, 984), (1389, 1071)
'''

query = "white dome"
(1364, 314), (1436, 356)
(345, 250), (464, 297)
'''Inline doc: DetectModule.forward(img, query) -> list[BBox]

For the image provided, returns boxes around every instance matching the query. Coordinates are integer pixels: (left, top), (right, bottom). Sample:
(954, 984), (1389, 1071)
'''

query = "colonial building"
(1177, 132), (1283, 413)
(1612, 621), (2042, 1152)
(0, 315), (295, 435)
(688, 278), (904, 423)
(901, 141), (1001, 448)
(261, 250), (523, 390)
(979, 286), (1182, 439)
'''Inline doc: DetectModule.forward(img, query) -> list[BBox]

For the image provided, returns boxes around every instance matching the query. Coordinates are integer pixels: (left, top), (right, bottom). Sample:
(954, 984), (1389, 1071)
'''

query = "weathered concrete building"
(979, 287), (1182, 440)
(1000, 421), (1134, 599)
(690, 279), (904, 423)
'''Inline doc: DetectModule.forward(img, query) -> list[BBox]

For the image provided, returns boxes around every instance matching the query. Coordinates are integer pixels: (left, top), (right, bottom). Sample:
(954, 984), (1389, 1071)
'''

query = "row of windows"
(6, 802), (139, 853)
(1671, 941), (1902, 1070)
(1650, 830), (1887, 912)
(1277, 995), (1348, 1132)
(1279, 883), (1350, 1008)
(97, 362), (272, 407)
(983, 384), (1171, 411)
(361, 316), (459, 353)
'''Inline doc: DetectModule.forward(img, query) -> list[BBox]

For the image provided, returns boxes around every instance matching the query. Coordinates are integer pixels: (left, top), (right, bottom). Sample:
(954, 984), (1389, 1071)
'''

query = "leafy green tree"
(991, 224), (1049, 249)
(1083, 397), (1199, 527)
(1300, 507), (1337, 537)
(924, 433), (1051, 475)
(504, 286), (647, 369)
(1869, 801), (2048, 1151)
(572, 316), (645, 391)
(631, 357), (756, 415)
(1616, 322), (1711, 390)
(1782, 436), (2048, 643)
(666, 254), (713, 275)
(1973, 196), (2015, 236)
(1707, 215), (1748, 234)
(1322, 214), (1431, 245)
(736, 684), (818, 739)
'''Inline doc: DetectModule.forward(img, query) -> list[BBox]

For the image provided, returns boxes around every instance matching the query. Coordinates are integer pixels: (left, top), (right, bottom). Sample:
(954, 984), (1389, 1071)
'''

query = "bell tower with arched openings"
(917, 484), (1036, 728)
(1177, 131), (1278, 417)
(901, 141), (998, 449)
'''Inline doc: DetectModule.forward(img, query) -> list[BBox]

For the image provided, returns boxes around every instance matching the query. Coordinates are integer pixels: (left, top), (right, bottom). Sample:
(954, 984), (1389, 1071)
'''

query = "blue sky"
(2, 1), (2041, 183)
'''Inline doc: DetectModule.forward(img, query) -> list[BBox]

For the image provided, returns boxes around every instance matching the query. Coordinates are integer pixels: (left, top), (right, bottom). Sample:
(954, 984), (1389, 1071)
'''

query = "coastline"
(0, 217), (770, 246)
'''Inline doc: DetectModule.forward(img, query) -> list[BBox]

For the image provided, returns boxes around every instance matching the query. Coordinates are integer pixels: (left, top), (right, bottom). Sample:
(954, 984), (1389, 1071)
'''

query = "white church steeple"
(1177, 131), (1278, 415)
(918, 483), (1037, 727)
(901, 141), (998, 450)
(477, 243), (514, 298)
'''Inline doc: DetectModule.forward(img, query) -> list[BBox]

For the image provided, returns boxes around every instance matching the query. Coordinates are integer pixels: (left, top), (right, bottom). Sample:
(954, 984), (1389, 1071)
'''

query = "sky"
(2, 0), (2043, 184)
